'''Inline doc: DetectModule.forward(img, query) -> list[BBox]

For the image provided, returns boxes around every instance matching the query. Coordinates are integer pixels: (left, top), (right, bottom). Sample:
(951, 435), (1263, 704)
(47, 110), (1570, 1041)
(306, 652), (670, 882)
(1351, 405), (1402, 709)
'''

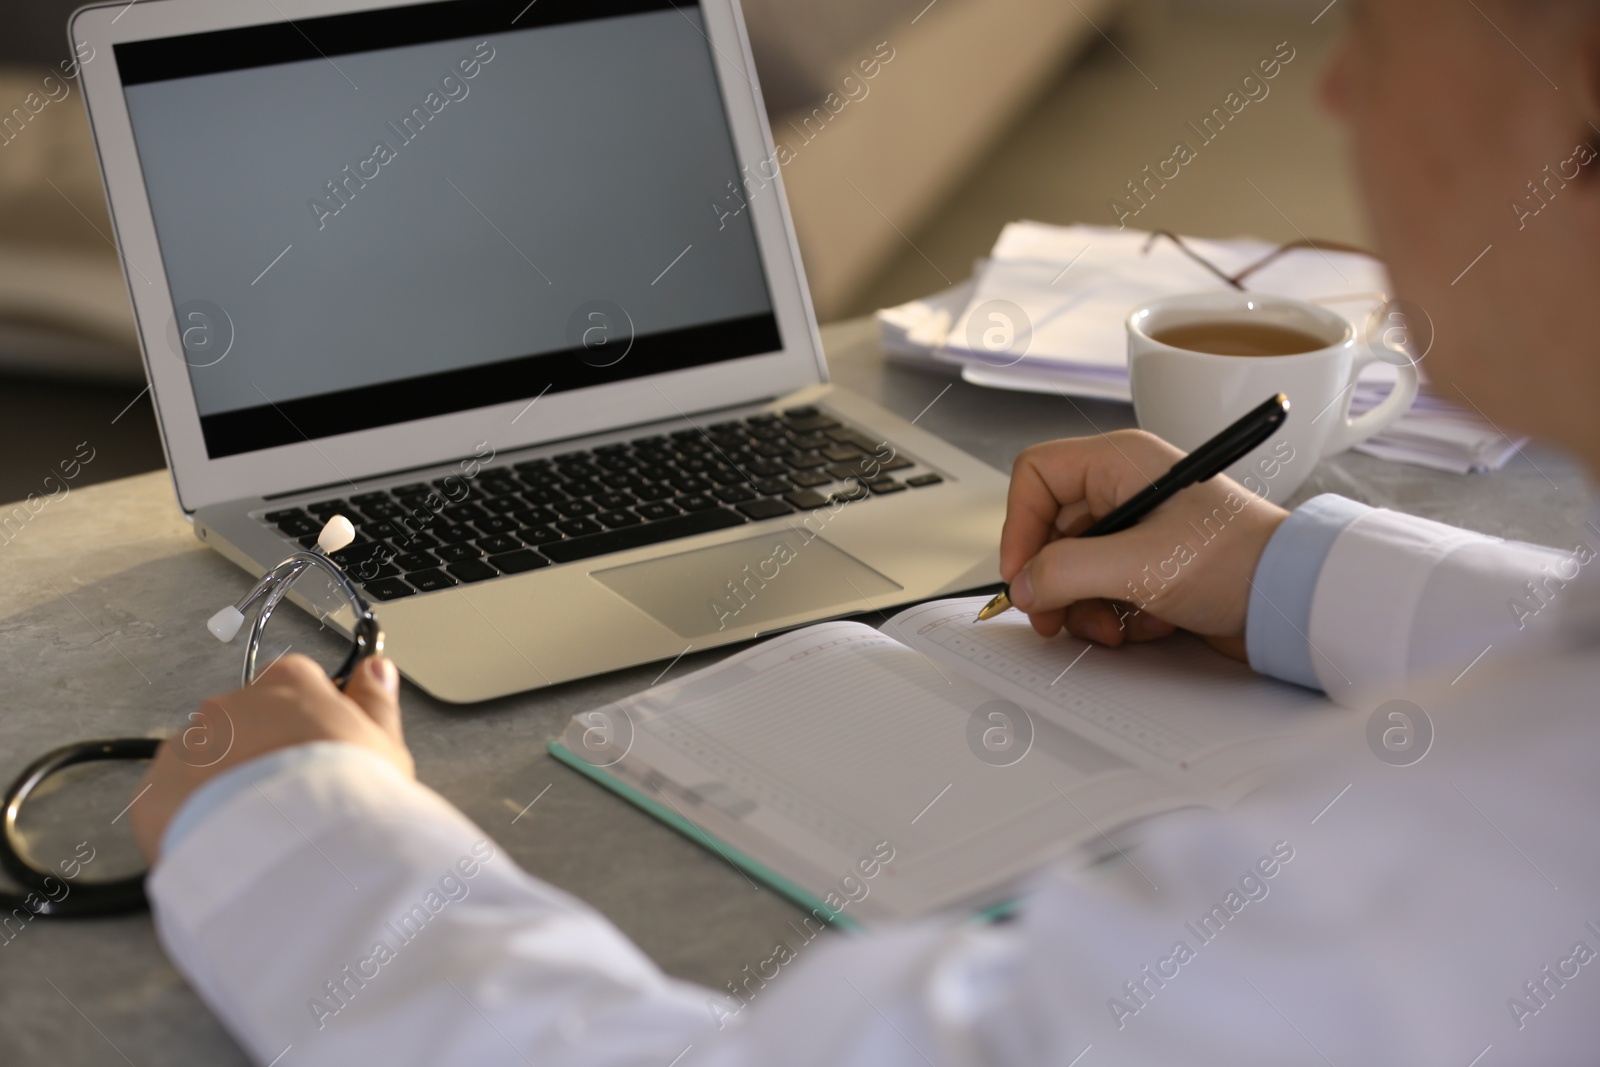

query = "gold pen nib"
(975, 587), (1012, 621)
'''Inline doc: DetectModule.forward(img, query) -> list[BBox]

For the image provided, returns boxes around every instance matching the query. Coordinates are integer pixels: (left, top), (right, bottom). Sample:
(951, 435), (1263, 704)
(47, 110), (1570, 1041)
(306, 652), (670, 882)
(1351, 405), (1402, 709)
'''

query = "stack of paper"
(877, 222), (1524, 474)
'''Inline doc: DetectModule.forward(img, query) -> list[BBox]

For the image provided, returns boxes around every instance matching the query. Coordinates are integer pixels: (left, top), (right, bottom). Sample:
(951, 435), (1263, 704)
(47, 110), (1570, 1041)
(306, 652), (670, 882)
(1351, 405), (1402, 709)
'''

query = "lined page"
(889, 596), (1340, 780)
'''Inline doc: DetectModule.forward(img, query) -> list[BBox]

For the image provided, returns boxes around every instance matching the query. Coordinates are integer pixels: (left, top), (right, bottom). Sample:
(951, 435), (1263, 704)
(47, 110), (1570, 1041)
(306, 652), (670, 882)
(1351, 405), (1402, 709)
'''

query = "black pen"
(975, 392), (1290, 621)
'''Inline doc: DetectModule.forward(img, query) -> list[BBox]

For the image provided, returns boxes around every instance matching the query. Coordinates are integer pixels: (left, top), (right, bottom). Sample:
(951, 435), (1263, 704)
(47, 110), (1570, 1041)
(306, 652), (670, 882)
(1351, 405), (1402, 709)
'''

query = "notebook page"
(888, 596), (1343, 792)
(563, 619), (1196, 918)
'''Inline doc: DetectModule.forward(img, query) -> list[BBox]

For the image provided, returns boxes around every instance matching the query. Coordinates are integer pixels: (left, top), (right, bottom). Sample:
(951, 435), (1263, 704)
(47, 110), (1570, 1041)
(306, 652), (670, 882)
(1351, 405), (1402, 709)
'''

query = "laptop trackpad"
(591, 530), (902, 638)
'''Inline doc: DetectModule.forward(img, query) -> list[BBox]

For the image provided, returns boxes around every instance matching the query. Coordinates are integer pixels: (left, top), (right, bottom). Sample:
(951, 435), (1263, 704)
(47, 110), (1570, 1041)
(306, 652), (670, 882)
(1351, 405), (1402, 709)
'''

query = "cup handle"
(1325, 349), (1420, 454)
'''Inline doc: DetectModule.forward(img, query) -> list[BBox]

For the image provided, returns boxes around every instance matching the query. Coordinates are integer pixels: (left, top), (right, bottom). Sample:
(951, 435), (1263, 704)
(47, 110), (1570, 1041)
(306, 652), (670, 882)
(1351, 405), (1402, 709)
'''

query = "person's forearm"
(148, 744), (718, 1067)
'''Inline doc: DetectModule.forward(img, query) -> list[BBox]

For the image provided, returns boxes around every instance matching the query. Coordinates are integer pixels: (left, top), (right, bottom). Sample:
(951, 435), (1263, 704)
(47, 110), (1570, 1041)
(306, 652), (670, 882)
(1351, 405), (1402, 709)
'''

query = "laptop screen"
(115, 0), (781, 459)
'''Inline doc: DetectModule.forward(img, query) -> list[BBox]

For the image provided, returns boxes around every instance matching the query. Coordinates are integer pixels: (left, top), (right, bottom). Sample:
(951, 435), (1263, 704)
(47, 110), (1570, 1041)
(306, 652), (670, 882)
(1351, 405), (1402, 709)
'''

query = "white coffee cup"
(1126, 292), (1419, 500)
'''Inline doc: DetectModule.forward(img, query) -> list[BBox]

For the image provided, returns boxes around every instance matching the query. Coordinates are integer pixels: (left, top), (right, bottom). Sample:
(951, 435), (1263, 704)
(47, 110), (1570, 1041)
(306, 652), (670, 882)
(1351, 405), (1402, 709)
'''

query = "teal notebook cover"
(548, 741), (864, 931)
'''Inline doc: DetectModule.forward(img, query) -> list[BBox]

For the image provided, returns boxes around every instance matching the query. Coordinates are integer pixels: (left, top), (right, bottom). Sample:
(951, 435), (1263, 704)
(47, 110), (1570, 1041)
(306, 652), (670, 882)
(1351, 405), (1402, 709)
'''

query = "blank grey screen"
(121, 8), (775, 421)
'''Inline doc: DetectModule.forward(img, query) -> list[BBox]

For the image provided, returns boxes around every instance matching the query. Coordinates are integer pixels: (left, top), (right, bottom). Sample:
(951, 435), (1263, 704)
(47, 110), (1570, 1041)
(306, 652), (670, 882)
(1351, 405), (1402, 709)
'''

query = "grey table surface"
(0, 317), (1594, 1065)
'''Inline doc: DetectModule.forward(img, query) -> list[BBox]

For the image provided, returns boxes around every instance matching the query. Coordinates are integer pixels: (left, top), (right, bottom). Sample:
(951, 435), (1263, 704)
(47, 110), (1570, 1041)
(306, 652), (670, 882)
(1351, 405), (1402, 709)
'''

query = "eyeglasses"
(1142, 229), (1388, 302)
(1, 517), (383, 919)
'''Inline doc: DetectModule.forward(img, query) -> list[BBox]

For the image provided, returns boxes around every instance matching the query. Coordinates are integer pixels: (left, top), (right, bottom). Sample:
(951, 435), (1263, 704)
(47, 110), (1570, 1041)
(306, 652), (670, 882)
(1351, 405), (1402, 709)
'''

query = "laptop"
(72, 0), (1009, 702)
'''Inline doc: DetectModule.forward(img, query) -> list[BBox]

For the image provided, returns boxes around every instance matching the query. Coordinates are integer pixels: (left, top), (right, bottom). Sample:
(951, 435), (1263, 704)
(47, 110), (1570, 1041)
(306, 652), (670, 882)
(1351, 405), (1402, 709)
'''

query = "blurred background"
(0, 0), (1360, 502)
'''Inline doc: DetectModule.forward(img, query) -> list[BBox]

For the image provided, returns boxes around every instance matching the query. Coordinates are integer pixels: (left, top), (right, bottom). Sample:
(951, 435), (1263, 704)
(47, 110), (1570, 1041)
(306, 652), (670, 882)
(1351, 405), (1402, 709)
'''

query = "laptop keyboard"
(254, 406), (946, 601)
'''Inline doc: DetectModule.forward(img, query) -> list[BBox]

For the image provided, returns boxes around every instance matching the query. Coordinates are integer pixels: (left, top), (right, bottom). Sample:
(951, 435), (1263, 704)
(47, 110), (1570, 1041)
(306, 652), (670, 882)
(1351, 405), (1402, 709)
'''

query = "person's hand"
(1000, 430), (1290, 659)
(129, 654), (413, 863)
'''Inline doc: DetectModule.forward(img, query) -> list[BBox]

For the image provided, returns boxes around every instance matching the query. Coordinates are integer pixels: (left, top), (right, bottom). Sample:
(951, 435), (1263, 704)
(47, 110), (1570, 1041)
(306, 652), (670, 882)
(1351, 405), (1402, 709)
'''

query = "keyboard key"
(388, 483), (431, 498)
(670, 475), (713, 494)
(394, 491), (446, 513)
(782, 405), (819, 418)
(446, 559), (499, 584)
(784, 489), (831, 510)
(541, 507), (746, 563)
(517, 524), (564, 544)
(714, 485), (757, 504)
(363, 577), (416, 601)
(476, 535), (524, 555)
(488, 549), (549, 574)
(822, 444), (862, 461)
(393, 550), (440, 571)
(362, 520), (405, 542)
(753, 478), (791, 495)
(556, 517), (603, 537)
(276, 516), (320, 538)
(743, 460), (787, 478)
(512, 458), (554, 474)
(833, 483), (869, 503)
(737, 498), (794, 520)
(790, 469), (834, 488)
(405, 568), (457, 592)
(867, 478), (906, 494)
(434, 542), (482, 563)
(350, 491), (391, 507)
(482, 496), (524, 515)
(593, 491), (637, 509)
(477, 476), (523, 497)
(555, 498), (599, 517)
(436, 524), (479, 544)
(634, 501), (681, 522)
(305, 498), (347, 514)
(390, 531), (441, 552)
(783, 413), (840, 432)
(633, 483), (676, 502)
(788, 451), (829, 469)
(352, 558), (401, 582)
(676, 493), (719, 511)
(562, 479), (603, 497)
(442, 503), (488, 523)
(331, 541), (392, 568)
(906, 473), (944, 488)
(519, 486), (569, 507)
(830, 454), (913, 482)
(475, 515), (519, 536)
(511, 508), (560, 527)
(825, 427), (881, 449)
(596, 510), (642, 529)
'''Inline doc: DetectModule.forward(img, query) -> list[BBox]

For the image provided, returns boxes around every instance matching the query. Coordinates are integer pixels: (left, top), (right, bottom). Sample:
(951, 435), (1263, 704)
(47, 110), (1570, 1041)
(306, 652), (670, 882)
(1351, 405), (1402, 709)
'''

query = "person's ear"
(1574, 19), (1600, 161)
(1318, 27), (1354, 124)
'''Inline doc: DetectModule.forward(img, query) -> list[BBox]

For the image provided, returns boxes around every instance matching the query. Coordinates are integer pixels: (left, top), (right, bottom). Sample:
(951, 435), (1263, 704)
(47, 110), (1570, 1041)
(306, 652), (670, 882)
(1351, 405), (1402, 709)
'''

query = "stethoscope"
(0, 516), (382, 918)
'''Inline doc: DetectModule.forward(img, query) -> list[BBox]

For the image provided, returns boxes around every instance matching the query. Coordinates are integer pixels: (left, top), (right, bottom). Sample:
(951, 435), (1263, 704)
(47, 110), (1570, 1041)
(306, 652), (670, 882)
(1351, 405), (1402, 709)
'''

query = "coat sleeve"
(1245, 493), (1583, 702)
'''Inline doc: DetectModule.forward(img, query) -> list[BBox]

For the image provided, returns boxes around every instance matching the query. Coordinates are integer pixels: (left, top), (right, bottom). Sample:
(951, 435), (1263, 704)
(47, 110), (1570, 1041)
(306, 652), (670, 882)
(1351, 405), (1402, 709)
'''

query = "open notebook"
(550, 595), (1341, 924)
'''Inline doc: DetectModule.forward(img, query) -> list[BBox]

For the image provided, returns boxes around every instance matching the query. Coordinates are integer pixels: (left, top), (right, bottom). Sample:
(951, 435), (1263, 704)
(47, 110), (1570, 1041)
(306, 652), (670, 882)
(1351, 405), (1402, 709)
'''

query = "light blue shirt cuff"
(161, 742), (366, 856)
(1246, 493), (1372, 691)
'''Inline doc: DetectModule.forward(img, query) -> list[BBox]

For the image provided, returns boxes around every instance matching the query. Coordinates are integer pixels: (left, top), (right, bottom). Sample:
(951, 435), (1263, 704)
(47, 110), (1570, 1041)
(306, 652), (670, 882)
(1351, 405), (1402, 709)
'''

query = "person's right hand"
(1000, 429), (1290, 660)
(128, 654), (413, 864)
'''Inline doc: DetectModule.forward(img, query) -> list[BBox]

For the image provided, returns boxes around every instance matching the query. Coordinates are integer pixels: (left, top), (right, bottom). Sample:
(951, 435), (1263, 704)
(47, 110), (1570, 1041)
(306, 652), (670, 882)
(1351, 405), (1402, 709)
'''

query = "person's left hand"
(128, 654), (413, 863)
